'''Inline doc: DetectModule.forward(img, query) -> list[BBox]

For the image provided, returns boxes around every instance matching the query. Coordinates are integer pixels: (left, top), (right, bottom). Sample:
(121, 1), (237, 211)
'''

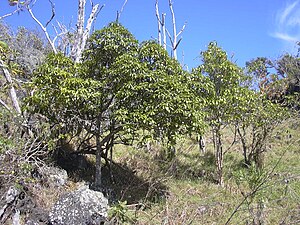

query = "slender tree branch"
(117, 0), (128, 21)
(0, 0), (33, 19)
(45, 0), (55, 27)
(0, 98), (12, 113)
(27, 6), (57, 53)
(0, 8), (21, 20)
(177, 22), (186, 38)
(165, 28), (173, 46)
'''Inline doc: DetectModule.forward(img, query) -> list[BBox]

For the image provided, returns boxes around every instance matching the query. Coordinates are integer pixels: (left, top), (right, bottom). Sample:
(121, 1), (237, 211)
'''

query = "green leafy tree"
(125, 41), (206, 158)
(236, 92), (287, 168)
(27, 52), (106, 188)
(237, 59), (289, 168)
(246, 53), (300, 111)
(275, 53), (300, 110)
(195, 42), (247, 186)
(28, 23), (206, 189)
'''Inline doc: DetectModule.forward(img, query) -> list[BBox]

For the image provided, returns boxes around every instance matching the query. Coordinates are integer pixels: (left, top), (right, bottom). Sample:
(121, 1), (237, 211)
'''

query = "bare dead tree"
(1, 0), (103, 62)
(155, 0), (162, 46)
(155, 0), (186, 59)
(167, 0), (186, 60)
(27, 0), (103, 61)
(71, 0), (104, 62)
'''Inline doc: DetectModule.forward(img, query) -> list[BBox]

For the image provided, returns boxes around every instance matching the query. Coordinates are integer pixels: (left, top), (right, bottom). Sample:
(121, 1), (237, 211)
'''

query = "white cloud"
(278, 1), (299, 25)
(273, 32), (298, 42)
(272, 1), (300, 45)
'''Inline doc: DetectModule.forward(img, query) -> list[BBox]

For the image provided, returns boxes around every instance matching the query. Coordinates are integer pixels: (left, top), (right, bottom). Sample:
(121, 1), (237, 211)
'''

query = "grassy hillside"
(1, 115), (299, 224)
(107, 117), (300, 224)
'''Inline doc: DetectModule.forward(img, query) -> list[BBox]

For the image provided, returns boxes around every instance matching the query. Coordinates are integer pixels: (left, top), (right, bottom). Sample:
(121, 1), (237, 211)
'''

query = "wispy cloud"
(272, 1), (300, 46)
(278, 1), (298, 24)
(273, 32), (298, 42)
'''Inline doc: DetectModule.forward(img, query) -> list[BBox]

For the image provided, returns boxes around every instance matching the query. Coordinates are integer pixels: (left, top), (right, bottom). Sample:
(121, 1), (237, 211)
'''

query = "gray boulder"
(36, 166), (68, 187)
(49, 185), (108, 225)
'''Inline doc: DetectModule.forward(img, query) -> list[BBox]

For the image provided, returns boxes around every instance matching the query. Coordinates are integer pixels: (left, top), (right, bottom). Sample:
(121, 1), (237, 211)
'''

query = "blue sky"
(1, 0), (300, 69)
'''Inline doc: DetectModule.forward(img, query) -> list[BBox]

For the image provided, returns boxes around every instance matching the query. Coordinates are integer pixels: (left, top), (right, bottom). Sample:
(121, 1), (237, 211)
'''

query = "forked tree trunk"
(71, 0), (101, 62)
(25, 0), (101, 61)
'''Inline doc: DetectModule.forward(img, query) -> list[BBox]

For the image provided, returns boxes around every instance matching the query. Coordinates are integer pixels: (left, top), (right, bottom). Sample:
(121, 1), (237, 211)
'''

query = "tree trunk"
(0, 60), (21, 114)
(71, 0), (101, 62)
(215, 127), (224, 186)
(94, 116), (102, 190)
(198, 135), (206, 154)
(169, 0), (177, 59)
(162, 13), (167, 50)
(155, 0), (162, 45)
(168, 0), (186, 60)
(237, 126), (250, 166)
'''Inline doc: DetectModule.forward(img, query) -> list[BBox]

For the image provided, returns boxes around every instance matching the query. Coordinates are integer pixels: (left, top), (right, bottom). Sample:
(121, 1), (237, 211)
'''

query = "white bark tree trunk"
(25, 0), (101, 62)
(71, 0), (102, 62)
(155, 0), (162, 45)
(169, 0), (177, 59)
(0, 60), (21, 114)
(162, 13), (167, 50)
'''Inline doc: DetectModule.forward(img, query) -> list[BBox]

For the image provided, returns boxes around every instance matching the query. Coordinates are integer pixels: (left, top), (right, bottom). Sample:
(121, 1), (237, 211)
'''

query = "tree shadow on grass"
(52, 148), (168, 205)
(102, 164), (168, 205)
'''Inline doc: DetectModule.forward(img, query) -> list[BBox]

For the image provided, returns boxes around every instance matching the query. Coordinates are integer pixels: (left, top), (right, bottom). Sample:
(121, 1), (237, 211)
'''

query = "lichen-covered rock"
(49, 185), (108, 225)
(36, 166), (68, 187)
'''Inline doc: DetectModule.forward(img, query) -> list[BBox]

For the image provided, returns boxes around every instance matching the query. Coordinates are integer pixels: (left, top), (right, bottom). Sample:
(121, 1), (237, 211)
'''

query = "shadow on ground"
(52, 148), (168, 205)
